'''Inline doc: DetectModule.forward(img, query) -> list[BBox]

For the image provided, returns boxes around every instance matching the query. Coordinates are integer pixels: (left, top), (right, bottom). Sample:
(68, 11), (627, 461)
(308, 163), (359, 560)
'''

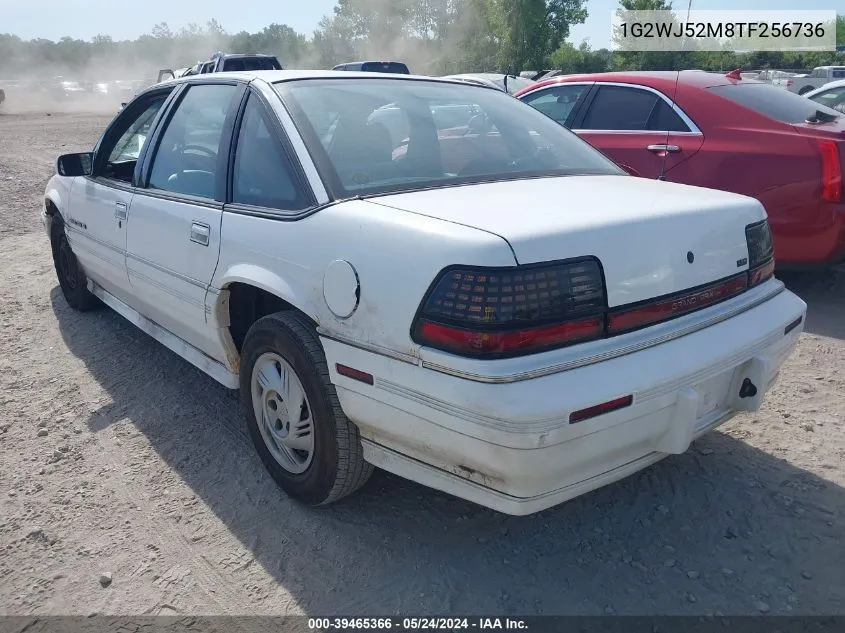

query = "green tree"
(495, 0), (549, 71)
(547, 41), (609, 72)
(546, 0), (588, 52)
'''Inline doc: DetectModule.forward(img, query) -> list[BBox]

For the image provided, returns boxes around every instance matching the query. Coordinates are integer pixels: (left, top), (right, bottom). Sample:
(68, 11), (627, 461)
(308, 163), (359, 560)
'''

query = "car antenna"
(658, 0), (693, 181)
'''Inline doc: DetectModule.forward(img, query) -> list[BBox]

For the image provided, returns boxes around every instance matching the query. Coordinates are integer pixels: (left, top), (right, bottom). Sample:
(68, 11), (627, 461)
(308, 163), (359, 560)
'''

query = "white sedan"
(804, 78), (845, 113)
(43, 70), (806, 515)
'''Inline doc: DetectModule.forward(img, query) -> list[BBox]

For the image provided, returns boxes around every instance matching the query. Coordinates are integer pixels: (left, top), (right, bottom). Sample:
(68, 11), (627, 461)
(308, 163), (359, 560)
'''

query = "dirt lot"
(0, 110), (843, 617)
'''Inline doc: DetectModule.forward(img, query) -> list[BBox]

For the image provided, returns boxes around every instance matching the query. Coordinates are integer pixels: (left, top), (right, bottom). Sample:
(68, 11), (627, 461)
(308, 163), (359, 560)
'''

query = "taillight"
(411, 258), (606, 358)
(415, 231), (775, 359)
(607, 274), (748, 334)
(786, 80), (793, 87)
(819, 140), (842, 203)
(745, 219), (775, 287)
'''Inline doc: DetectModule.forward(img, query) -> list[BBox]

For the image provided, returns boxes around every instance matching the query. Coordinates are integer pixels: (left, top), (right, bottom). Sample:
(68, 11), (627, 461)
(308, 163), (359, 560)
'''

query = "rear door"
(571, 83), (704, 178)
(126, 80), (244, 356)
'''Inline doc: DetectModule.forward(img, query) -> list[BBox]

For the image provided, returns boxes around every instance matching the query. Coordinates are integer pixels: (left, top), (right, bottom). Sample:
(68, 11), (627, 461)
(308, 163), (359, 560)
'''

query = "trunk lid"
(369, 175), (765, 308)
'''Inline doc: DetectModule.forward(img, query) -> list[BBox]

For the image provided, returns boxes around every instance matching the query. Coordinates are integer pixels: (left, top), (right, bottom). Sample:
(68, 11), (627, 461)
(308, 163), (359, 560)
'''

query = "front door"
(67, 92), (172, 300)
(125, 81), (242, 357)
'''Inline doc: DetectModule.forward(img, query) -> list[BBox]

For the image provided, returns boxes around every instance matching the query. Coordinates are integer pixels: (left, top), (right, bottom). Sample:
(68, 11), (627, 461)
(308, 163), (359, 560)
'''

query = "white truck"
(773, 66), (845, 95)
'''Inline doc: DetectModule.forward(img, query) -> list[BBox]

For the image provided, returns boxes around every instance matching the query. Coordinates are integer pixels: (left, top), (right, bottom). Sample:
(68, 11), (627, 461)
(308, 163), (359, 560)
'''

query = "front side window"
(100, 93), (169, 183)
(148, 83), (239, 199)
(279, 78), (622, 198)
(231, 95), (310, 210)
(581, 85), (659, 131)
(522, 85), (589, 125)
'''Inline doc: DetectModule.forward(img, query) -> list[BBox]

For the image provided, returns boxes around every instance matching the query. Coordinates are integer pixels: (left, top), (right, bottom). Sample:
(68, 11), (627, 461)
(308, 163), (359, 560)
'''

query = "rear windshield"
(222, 57), (281, 72)
(710, 83), (841, 124)
(276, 78), (622, 198)
(360, 62), (410, 74)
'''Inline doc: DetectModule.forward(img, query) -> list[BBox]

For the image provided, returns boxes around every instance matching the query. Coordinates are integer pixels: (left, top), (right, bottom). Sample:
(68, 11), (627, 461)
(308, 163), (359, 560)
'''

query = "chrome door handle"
(114, 202), (128, 220)
(647, 144), (681, 153)
(190, 222), (210, 246)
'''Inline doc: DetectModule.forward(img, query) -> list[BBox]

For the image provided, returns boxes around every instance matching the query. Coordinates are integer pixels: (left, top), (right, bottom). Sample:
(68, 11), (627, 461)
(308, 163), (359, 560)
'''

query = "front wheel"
(240, 311), (373, 505)
(51, 225), (100, 311)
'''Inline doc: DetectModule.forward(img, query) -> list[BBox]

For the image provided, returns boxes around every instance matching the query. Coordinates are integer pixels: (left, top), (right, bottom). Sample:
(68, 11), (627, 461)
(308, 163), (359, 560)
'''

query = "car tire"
(50, 221), (100, 311)
(240, 311), (373, 506)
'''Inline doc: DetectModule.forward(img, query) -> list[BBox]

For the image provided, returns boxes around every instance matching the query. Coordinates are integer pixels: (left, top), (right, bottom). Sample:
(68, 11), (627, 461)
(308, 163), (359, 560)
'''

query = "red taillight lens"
(608, 274), (748, 334)
(819, 140), (842, 203)
(412, 259), (606, 358)
(749, 258), (775, 287)
(418, 317), (604, 356)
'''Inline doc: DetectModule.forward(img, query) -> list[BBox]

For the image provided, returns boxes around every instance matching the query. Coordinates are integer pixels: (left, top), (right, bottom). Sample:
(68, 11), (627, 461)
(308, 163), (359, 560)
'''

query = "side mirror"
(57, 152), (93, 177)
(618, 163), (641, 177)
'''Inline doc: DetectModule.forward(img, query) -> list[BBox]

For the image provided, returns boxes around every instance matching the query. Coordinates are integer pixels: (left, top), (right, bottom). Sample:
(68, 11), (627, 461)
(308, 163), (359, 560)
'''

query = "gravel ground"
(0, 111), (843, 617)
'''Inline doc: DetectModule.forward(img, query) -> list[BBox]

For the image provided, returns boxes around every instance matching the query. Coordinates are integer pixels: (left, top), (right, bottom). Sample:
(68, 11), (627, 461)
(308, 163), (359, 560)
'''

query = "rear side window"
(647, 100), (691, 132)
(231, 94), (310, 210)
(833, 69), (845, 78)
(148, 84), (239, 199)
(581, 86), (659, 130)
(710, 83), (841, 124)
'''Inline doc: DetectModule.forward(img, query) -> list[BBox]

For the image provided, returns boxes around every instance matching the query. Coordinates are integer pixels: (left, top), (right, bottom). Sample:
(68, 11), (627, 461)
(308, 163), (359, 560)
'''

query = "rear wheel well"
(226, 283), (315, 353)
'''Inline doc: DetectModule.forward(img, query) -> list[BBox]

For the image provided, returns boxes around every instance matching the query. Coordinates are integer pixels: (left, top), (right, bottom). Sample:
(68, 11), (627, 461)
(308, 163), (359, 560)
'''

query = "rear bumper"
(324, 282), (806, 515)
(771, 201), (845, 268)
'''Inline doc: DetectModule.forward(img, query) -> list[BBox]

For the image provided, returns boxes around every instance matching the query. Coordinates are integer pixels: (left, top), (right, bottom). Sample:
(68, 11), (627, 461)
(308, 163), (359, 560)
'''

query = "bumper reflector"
(569, 394), (634, 424)
(784, 315), (803, 335)
(336, 364), (374, 386)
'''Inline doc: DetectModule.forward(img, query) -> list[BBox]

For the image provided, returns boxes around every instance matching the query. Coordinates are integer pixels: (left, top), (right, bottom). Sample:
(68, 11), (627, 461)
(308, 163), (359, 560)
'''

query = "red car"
(515, 71), (845, 268)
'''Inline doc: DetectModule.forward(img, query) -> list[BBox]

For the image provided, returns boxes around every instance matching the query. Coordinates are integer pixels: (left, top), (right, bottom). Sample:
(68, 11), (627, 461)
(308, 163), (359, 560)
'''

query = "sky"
(0, 0), (840, 50)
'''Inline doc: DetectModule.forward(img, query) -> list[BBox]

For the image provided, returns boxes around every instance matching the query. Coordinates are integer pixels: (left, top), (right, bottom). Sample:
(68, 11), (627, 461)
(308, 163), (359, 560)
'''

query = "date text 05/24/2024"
(308, 618), (529, 630)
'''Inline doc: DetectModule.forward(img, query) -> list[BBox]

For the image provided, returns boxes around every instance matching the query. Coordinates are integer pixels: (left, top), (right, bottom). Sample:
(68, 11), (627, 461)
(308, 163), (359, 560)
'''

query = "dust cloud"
(0, 0), (485, 114)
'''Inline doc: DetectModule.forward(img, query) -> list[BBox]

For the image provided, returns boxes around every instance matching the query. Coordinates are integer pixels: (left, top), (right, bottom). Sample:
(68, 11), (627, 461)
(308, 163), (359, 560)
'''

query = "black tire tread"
(246, 311), (373, 505)
(50, 219), (100, 312)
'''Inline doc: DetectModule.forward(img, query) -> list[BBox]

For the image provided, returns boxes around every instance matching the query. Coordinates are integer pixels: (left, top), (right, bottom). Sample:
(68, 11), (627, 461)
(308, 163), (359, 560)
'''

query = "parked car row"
(45, 68), (807, 515)
(514, 70), (845, 268)
(772, 65), (845, 94)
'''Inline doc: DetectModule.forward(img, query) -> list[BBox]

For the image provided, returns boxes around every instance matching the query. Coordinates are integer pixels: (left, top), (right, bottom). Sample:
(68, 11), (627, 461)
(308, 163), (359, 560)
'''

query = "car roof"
(155, 69), (475, 87)
(519, 70), (758, 95)
(335, 61), (407, 65)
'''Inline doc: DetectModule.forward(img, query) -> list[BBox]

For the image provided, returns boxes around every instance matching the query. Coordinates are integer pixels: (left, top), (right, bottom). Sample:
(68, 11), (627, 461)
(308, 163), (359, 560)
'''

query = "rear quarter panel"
(211, 200), (516, 357)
